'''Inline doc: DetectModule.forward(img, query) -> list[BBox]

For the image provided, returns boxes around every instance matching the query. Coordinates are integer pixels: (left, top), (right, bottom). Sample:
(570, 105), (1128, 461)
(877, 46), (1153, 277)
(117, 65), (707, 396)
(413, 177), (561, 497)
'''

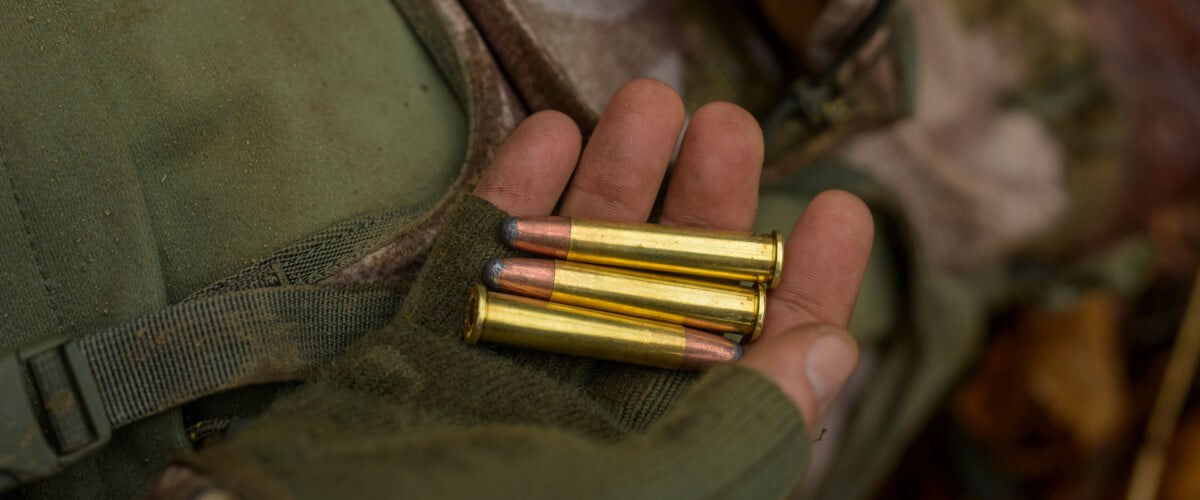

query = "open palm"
(474, 79), (873, 427)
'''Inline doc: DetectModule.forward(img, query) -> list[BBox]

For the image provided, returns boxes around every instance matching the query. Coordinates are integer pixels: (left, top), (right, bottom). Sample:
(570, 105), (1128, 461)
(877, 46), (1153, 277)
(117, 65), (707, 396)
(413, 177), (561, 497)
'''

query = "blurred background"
(459, 0), (1200, 497)
(873, 1), (1200, 497)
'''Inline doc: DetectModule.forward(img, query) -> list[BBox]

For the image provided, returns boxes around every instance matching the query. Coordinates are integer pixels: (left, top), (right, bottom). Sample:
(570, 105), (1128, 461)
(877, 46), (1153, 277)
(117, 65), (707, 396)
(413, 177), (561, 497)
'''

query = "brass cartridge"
(485, 258), (767, 343)
(502, 216), (784, 288)
(464, 285), (740, 370)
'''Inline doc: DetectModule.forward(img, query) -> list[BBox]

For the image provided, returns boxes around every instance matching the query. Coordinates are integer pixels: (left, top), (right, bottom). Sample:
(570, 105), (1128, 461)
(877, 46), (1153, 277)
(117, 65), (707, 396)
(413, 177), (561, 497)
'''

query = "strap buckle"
(0, 340), (111, 490)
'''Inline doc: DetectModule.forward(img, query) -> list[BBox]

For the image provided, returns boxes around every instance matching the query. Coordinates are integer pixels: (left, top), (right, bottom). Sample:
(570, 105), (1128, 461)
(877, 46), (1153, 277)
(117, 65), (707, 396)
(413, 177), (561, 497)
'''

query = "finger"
(474, 110), (581, 216)
(764, 190), (874, 335)
(659, 102), (763, 231)
(740, 323), (859, 427)
(559, 78), (685, 221)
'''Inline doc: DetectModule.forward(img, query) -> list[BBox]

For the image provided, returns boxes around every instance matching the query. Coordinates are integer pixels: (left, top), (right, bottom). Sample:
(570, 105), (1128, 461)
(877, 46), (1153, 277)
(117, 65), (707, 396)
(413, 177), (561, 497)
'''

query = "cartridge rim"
(742, 282), (768, 344)
(769, 230), (784, 289)
(464, 284), (488, 345)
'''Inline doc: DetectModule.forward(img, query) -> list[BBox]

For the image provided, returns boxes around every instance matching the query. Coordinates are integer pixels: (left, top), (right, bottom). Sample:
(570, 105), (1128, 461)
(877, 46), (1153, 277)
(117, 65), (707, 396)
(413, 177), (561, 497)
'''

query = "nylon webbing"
(73, 286), (399, 428)
(27, 348), (96, 453)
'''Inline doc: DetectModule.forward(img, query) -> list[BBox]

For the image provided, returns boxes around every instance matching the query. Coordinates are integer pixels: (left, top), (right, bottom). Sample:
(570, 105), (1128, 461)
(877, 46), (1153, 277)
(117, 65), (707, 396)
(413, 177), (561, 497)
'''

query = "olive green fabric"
(1, 0), (467, 497)
(181, 196), (810, 498)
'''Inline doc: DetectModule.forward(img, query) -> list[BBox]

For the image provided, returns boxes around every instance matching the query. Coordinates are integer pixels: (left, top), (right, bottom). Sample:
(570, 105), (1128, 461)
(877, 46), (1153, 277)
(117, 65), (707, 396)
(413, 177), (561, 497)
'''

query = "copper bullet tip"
(680, 329), (742, 370)
(500, 217), (521, 247)
(500, 216), (571, 259)
(482, 257), (555, 300)
(482, 258), (506, 290)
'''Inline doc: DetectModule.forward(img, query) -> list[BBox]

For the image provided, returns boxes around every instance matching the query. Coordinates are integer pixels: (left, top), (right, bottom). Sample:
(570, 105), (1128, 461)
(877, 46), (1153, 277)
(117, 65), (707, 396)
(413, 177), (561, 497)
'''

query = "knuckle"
(568, 179), (643, 219)
(770, 281), (840, 326)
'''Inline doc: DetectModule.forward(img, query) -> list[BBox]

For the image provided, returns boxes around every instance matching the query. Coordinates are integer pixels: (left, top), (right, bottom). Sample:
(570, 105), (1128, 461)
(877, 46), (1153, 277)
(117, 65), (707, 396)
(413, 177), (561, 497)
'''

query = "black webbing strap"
(0, 285), (399, 489)
(763, 0), (898, 139)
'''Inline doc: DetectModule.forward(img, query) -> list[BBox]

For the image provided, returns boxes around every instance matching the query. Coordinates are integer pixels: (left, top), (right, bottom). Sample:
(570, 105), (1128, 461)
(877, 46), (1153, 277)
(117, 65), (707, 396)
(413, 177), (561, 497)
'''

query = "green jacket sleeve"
(177, 196), (809, 499)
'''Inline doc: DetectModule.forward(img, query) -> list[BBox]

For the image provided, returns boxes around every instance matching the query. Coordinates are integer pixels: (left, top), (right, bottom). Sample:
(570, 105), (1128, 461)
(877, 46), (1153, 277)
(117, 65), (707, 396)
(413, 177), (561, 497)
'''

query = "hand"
(473, 79), (873, 427)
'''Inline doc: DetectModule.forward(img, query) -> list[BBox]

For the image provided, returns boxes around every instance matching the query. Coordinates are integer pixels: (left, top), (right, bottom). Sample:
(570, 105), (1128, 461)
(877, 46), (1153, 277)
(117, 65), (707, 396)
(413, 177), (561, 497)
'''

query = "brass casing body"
(567, 219), (784, 288)
(465, 285), (686, 370)
(549, 260), (766, 342)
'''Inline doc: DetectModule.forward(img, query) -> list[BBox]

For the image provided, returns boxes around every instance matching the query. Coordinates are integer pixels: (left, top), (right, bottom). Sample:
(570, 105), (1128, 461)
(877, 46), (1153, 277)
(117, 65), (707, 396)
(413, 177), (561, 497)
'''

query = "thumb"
(739, 323), (859, 427)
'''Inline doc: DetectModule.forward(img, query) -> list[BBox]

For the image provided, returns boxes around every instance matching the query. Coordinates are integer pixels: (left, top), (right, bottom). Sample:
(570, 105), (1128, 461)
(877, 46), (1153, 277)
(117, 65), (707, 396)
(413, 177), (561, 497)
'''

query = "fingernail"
(805, 334), (857, 405)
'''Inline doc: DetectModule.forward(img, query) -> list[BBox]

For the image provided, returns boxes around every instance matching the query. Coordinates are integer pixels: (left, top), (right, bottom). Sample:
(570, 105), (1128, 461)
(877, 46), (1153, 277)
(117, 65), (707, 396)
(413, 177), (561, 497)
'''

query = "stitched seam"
(1, 157), (63, 330)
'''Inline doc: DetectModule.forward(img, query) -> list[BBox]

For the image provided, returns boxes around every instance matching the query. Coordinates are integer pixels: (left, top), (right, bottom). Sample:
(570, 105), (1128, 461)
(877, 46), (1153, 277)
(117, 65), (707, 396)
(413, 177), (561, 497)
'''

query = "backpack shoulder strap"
(0, 285), (398, 489)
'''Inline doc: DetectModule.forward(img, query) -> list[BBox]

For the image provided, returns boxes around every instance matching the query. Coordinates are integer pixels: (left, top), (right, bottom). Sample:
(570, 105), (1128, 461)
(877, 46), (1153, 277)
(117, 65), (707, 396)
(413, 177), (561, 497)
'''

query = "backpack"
(0, 0), (909, 496)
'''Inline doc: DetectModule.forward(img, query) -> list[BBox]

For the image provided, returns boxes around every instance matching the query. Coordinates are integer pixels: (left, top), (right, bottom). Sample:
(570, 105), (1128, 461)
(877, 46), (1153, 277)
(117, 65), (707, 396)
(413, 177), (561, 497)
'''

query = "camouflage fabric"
(461, 0), (787, 130)
(838, 0), (1070, 270)
(759, 0), (917, 175)
(831, 0), (1123, 271)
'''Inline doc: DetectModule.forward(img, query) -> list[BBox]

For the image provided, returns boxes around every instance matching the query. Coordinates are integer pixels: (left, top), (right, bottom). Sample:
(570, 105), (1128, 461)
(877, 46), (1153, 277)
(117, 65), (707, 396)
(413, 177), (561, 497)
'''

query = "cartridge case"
(502, 216), (784, 288)
(464, 285), (740, 370)
(485, 258), (767, 343)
